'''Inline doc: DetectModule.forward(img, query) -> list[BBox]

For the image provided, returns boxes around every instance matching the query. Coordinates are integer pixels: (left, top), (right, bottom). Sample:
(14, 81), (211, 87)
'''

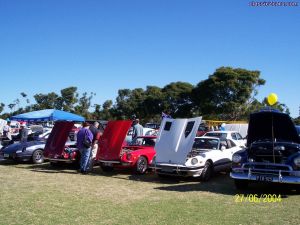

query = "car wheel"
(136, 156), (148, 174)
(234, 179), (248, 190)
(32, 149), (44, 164)
(200, 161), (213, 181)
(100, 164), (114, 172)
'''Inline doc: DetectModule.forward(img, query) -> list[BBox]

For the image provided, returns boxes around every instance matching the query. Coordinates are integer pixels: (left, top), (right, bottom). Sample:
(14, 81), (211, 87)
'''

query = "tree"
(162, 82), (194, 117)
(34, 92), (60, 110)
(0, 103), (5, 114)
(60, 87), (78, 112)
(192, 67), (266, 120)
(74, 92), (95, 119)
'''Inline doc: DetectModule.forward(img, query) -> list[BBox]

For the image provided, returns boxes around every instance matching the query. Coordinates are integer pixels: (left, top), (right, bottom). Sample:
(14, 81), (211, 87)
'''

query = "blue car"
(1, 141), (46, 164)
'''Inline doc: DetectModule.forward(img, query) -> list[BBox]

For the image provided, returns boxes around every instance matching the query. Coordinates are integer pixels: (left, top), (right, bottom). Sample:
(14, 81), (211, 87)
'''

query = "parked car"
(44, 121), (80, 166)
(96, 120), (132, 171)
(230, 110), (300, 190)
(204, 131), (246, 147)
(117, 136), (157, 174)
(0, 140), (46, 164)
(151, 117), (203, 178)
(153, 135), (242, 180)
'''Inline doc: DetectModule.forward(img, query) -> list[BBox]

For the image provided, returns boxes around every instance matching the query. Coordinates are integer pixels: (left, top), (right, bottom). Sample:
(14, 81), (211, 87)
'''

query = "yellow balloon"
(267, 93), (278, 106)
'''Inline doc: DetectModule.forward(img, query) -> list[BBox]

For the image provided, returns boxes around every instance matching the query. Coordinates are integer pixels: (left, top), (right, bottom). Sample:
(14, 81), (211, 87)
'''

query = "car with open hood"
(151, 117), (243, 180)
(97, 120), (154, 173)
(230, 110), (300, 190)
(44, 121), (80, 166)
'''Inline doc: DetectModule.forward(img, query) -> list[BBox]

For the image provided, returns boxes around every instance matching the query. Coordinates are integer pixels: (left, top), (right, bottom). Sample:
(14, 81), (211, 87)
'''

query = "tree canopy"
(0, 66), (292, 123)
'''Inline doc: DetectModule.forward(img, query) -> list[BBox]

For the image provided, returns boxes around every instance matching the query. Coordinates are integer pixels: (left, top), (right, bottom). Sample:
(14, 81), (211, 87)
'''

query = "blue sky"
(0, 0), (299, 117)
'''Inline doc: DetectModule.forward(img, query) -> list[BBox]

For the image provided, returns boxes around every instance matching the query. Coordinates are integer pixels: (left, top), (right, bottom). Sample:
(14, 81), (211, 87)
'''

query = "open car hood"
(247, 110), (300, 146)
(155, 117), (202, 165)
(96, 120), (132, 161)
(43, 121), (74, 158)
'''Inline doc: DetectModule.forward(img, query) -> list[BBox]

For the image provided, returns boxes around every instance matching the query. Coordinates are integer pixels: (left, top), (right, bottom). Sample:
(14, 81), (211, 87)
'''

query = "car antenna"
(271, 113), (276, 163)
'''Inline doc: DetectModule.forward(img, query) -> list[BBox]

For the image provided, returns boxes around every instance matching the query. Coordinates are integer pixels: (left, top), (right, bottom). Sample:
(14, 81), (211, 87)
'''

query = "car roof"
(195, 136), (221, 141)
(206, 131), (237, 134)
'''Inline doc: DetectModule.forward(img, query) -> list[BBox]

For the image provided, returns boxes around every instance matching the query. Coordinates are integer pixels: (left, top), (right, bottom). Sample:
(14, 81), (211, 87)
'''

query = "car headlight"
(126, 153), (132, 161)
(232, 154), (242, 163)
(293, 156), (300, 167)
(191, 158), (198, 165)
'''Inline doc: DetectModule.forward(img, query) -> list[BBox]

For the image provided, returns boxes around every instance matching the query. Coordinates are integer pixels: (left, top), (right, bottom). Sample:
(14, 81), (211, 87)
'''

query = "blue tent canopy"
(11, 109), (85, 122)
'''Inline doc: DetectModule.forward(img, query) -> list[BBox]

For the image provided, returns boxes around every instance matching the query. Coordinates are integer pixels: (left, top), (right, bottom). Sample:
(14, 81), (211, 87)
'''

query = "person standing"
(132, 118), (143, 144)
(76, 122), (93, 174)
(89, 121), (101, 159)
(19, 123), (28, 143)
(3, 121), (12, 139)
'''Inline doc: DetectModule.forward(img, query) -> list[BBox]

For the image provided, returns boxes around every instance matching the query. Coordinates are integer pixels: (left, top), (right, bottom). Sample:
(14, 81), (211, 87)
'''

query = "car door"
(155, 117), (202, 165)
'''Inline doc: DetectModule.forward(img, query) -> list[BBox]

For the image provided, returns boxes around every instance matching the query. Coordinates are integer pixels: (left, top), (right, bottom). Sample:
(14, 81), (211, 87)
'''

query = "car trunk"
(96, 120), (132, 161)
(155, 117), (202, 165)
(43, 121), (74, 158)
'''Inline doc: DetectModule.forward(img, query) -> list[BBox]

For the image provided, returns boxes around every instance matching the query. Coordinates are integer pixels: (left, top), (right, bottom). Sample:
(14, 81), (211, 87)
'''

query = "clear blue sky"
(0, 0), (299, 117)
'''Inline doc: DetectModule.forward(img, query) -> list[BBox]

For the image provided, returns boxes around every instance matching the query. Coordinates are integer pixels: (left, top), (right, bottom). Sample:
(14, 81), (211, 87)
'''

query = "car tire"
(100, 164), (114, 172)
(234, 179), (248, 190)
(200, 161), (213, 181)
(32, 149), (44, 164)
(136, 156), (148, 174)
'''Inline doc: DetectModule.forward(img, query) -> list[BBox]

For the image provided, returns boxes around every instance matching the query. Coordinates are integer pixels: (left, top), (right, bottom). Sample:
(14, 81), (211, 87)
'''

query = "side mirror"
(221, 146), (226, 151)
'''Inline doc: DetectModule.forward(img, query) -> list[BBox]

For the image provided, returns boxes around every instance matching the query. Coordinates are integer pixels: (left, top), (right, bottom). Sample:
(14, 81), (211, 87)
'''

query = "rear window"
(206, 132), (227, 139)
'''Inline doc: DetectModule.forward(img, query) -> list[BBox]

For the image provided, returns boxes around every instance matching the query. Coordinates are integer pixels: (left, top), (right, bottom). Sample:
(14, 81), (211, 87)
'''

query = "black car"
(230, 109), (300, 190)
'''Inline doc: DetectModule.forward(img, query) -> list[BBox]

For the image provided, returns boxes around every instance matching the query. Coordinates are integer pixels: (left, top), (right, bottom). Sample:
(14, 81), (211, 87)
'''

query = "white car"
(152, 117), (243, 181)
(204, 131), (246, 148)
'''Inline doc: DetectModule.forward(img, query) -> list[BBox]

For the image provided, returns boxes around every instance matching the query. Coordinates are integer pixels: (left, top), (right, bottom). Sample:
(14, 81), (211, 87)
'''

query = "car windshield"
(193, 138), (219, 150)
(206, 132), (227, 139)
(130, 137), (156, 146)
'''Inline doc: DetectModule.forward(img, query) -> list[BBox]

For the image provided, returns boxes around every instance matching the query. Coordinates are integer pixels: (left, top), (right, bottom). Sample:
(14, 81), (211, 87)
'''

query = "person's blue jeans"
(80, 147), (92, 172)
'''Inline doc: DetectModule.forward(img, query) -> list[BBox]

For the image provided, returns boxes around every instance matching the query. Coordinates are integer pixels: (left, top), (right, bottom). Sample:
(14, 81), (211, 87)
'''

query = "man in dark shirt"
(89, 121), (101, 159)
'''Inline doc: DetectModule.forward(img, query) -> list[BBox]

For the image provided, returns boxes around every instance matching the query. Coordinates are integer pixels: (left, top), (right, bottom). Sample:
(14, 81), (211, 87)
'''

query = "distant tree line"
(0, 67), (294, 124)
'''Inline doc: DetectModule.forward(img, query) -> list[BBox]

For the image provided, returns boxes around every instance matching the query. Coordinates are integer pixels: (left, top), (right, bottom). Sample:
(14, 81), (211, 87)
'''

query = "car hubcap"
(138, 159), (146, 172)
(36, 152), (42, 160)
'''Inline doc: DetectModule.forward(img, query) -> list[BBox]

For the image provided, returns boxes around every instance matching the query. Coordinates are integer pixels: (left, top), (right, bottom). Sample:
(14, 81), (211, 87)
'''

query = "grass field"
(1, 160), (300, 225)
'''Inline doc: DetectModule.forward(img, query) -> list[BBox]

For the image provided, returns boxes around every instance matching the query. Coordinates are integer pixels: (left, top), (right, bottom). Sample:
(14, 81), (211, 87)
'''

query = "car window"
(235, 133), (243, 140)
(231, 133), (237, 140)
(206, 133), (227, 139)
(193, 139), (219, 150)
(220, 140), (228, 149)
(227, 140), (236, 148)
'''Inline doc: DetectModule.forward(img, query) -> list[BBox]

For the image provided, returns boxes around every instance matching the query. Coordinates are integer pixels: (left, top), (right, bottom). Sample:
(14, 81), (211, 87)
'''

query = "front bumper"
(151, 163), (204, 177)
(231, 162), (300, 184)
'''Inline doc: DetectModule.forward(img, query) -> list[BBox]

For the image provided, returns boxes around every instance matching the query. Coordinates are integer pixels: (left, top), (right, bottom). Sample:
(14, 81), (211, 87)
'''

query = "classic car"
(44, 121), (80, 166)
(152, 118), (242, 180)
(230, 110), (300, 190)
(204, 131), (246, 147)
(0, 140), (45, 164)
(118, 136), (157, 174)
(151, 117), (206, 178)
(96, 120), (132, 171)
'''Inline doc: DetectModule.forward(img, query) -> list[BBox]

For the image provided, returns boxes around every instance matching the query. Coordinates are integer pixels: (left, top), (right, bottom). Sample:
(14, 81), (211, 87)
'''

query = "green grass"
(0, 161), (299, 225)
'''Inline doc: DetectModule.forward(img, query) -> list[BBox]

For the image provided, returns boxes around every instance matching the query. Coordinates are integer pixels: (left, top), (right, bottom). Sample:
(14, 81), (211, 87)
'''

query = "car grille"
(243, 163), (292, 176)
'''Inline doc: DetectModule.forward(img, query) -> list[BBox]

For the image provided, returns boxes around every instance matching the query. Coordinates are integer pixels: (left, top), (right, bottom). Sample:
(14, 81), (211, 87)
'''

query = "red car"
(96, 120), (156, 174)
(44, 121), (80, 166)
